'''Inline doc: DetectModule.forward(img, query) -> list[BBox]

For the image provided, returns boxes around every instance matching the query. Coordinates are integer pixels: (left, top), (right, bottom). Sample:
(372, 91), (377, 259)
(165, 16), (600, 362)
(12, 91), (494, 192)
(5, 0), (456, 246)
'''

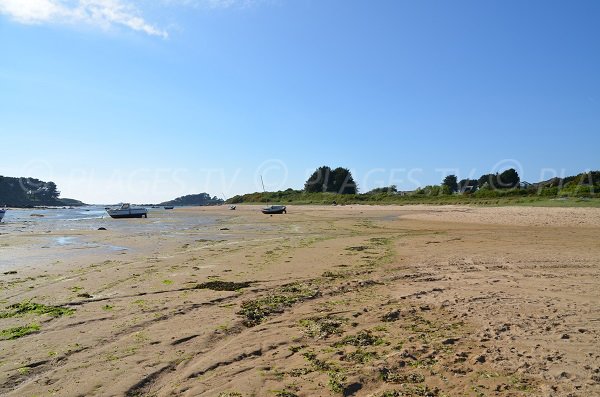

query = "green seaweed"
(1, 324), (40, 340)
(238, 282), (319, 326)
(299, 316), (345, 339)
(0, 301), (74, 318)
(273, 390), (299, 397)
(342, 349), (378, 363)
(333, 330), (385, 347)
(195, 281), (251, 291)
(380, 369), (425, 384)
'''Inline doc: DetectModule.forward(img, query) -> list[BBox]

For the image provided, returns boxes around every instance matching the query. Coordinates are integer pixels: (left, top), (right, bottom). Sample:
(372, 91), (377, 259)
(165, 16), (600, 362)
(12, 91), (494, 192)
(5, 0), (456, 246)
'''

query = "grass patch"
(162, 279), (173, 285)
(0, 301), (74, 318)
(195, 280), (251, 291)
(1, 324), (40, 340)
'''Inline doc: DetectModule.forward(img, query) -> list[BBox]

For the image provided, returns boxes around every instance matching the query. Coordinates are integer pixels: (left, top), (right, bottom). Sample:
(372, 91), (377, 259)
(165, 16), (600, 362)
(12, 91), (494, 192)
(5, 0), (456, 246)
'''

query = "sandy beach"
(1, 205), (599, 396)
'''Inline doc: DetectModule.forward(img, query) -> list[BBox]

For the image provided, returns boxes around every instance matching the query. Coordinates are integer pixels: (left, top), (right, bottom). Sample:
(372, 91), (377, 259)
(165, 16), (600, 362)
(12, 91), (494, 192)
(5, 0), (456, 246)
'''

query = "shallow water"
(0, 206), (217, 233)
(0, 206), (220, 271)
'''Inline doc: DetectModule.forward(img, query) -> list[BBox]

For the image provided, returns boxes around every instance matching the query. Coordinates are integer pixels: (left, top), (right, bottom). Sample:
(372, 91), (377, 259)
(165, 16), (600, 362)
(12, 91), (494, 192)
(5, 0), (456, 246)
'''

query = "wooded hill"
(0, 175), (84, 207)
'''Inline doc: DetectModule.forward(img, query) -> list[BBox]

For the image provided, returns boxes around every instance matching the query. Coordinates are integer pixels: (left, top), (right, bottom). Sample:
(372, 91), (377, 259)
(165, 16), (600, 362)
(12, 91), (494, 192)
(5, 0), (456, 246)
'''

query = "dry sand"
(0, 205), (599, 396)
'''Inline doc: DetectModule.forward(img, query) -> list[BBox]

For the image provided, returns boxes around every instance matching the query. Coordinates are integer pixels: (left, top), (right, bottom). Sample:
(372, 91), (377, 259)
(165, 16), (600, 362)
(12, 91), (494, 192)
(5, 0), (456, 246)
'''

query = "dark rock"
(97, 227), (107, 231)
(561, 334), (570, 340)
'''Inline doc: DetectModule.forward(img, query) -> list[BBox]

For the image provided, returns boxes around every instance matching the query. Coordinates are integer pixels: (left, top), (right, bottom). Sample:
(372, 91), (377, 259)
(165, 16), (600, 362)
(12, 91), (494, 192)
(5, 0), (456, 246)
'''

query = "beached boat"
(259, 176), (286, 215)
(106, 203), (148, 219)
(262, 205), (286, 214)
(163, 206), (174, 210)
(0, 208), (6, 222)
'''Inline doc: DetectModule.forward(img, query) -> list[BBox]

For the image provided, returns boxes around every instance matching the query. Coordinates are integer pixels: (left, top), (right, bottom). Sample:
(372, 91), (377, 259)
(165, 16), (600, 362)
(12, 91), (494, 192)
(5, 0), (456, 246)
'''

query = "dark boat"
(164, 206), (174, 210)
(262, 205), (286, 214)
(106, 203), (148, 219)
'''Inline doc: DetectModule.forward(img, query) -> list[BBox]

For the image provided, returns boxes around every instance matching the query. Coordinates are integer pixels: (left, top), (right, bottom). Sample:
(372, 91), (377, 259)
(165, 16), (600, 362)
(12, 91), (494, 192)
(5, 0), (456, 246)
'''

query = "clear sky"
(1, 0), (599, 203)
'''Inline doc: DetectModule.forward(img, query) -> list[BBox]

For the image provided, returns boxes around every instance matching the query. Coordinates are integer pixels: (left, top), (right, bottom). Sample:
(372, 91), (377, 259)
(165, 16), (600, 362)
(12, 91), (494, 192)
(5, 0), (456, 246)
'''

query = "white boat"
(0, 208), (6, 222)
(106, 203), (148, 219)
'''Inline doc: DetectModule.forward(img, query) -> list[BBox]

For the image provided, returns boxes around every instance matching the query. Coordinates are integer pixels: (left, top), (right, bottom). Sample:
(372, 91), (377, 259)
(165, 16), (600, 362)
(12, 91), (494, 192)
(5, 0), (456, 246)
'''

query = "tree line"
(227, 167), (600, 204)
(440, 168), (521, 194)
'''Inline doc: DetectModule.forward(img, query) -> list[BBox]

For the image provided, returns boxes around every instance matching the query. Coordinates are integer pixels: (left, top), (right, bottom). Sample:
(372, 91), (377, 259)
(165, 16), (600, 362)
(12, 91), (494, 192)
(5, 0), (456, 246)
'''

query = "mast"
(261, 176), (269, 207)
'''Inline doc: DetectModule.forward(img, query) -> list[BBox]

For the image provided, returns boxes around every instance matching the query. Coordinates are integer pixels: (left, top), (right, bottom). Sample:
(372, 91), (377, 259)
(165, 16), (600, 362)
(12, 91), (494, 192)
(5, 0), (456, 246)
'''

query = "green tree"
(39, 181), (60, 202)
(331, 167), (357, 194)
(497, 168), (520, 189)
(478, 173), (497, 189)
(304, 166), (357, 194)
(458, 179), (478, 192)
(442, 175), (458, 193)
(304, 166), (333, 193)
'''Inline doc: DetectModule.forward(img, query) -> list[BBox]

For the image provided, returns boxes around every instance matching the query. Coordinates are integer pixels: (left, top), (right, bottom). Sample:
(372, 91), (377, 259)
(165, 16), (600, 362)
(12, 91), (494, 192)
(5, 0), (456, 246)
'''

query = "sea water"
(0, 206), (219, 271)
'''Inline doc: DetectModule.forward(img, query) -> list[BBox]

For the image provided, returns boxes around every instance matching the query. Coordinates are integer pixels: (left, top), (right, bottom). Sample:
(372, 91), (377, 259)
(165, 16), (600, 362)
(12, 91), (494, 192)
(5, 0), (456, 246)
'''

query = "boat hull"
(108, 212), (147, 219)
(262, 206), (286, 214)
(106, 209), (148, 219)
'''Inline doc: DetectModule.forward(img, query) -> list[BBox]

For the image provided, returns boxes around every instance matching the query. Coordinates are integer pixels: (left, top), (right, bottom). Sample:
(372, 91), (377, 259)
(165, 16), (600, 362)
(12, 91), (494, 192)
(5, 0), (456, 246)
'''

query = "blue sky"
(1, 0), (599, 203)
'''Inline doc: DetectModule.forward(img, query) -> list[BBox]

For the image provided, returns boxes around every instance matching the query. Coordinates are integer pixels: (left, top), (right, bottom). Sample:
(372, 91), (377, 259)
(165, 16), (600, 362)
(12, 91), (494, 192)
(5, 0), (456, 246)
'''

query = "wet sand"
(0, 205), (599, 396)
